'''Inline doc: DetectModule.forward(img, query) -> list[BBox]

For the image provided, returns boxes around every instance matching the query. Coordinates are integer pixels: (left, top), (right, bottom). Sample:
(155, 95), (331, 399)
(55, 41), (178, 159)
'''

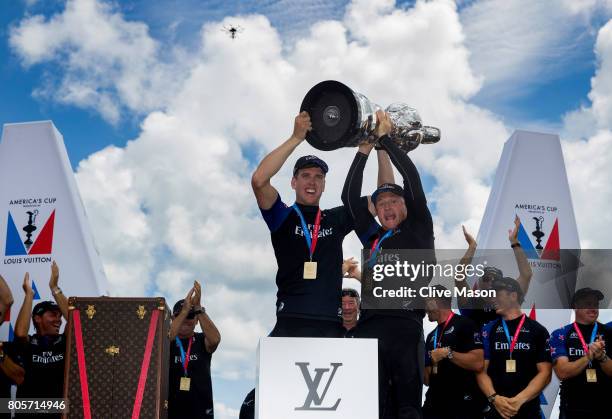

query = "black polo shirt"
(168, 333), (213, 418)
(482, 316), (551, 418)
(260, 194), (355, 321)
(16, 334), (65, 399)
(550, 321), (612, 415)
(14, 334), (65, 419)
(424, 313), (483, 410)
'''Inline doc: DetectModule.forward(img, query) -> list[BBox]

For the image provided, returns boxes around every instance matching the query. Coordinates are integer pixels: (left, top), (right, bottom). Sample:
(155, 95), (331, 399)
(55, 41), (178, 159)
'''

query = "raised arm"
(342, 143), (379, 244)
(377, 149), (395, 186)
(169, 287), (195, 341)
(14, 273), (34, 340)
(192, 281), (221, 354)
(378, 118), (430, 224)
(456, 226), (477, 308)
(251, 112), (311, 210)
(509, 216), (532, 295)
(49, 261), (69, 320)
(0, 274), (14, 327)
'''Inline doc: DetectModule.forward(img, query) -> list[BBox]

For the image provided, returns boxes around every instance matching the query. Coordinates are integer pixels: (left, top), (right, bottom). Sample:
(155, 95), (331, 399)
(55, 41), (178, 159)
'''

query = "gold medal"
(586, 368), (597, 383)
(506, 359), (516, 373)
(303, 261), (317, 279)
(432, 364), (438, 374)
(180, 376), (191, 391)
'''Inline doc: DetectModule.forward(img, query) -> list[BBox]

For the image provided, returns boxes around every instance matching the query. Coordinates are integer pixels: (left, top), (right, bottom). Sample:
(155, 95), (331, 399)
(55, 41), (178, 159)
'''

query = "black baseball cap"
(482, 267), (503, 282)
(342, 288), (360, 299)
(293, 155), (328, 176)
(571, 287), (604, 308)
(32, 301), (60, 317)
(492, 277), (524, 302)
(371, 183), (404, 205)
(172, 299), (198, 319)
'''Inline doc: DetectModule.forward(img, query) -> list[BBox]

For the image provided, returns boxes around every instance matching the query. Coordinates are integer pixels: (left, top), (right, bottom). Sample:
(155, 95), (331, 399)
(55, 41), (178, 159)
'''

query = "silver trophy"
(300, 80), (440, 152)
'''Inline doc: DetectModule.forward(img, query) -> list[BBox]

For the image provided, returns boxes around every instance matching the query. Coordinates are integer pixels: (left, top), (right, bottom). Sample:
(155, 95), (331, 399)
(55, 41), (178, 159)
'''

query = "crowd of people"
(0, 110), (610, 419)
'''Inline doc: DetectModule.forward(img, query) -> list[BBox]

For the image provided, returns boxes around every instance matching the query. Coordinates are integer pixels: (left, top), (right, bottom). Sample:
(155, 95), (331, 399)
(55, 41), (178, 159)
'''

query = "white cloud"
(460, 0), (603, 98)
(9, 0), (187, 123)
(562, 19), (612, 248)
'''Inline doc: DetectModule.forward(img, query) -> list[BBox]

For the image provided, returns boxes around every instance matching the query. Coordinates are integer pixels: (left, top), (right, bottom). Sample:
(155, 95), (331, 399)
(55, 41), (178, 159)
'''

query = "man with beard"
(477, 277), (552, 419)
(550, 288), (612, 418)
(342, 110), (434, 418)
(13, 262), (68, 419)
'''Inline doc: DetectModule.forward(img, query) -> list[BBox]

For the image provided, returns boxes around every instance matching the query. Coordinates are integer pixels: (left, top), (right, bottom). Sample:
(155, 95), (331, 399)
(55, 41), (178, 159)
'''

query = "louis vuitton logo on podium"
(294, 362), (343, 411)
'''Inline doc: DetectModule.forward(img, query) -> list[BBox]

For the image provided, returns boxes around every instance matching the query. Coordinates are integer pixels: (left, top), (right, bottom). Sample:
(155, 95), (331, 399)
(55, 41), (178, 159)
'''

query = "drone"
(222, 24), (244, 39)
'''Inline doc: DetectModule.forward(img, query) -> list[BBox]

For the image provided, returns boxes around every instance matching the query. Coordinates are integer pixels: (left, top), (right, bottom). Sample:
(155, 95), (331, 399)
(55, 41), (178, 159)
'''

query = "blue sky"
(1, 0), (601, 168)
(3, 1), (612, 418)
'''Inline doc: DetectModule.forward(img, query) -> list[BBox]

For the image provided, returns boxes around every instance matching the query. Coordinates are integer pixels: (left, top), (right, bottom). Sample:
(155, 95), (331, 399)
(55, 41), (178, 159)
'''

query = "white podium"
(256, 337), (378, 419)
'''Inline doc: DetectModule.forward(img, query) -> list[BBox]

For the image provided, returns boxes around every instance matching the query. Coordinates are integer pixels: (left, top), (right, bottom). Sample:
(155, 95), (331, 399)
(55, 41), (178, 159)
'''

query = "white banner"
(256, 337), (378, 419)
(476, 130), (581, 418)
(0, 121), (108, 340)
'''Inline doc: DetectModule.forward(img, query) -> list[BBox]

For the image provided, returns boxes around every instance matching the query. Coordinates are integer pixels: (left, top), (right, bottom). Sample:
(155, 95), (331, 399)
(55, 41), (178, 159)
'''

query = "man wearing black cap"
(341, 110), (434, 418)
(251, 111), (393, 337)
(455, 219), (533, 330)
(477, 277), (552, 419)
(168, 281), (220, 419)
(341, 288), (360, 336)
(423, 285), (484, 419)
(549, 287), (612, 418)
(13, 262), (68, 418)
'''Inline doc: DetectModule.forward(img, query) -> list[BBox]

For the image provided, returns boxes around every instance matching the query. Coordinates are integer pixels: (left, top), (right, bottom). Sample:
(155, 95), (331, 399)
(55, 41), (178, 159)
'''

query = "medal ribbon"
(368, 229), (394, 267)
(293, 204), (322, 261)
(433, 312), (455, 348)
(176, 336), (194, 376)
(502, 314), (526, 359)
(573, 322), (598, 367)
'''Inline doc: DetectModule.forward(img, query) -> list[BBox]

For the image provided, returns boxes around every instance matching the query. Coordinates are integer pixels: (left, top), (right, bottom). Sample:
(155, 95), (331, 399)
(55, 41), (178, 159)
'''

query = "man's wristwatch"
(511, 242), (521, 248)
(52, 287), (62, 296)
(487, 393), (497, 404)
(597, 352), (609, 363)
(192, 306), (206, 316)
(446, 347), (453, 359)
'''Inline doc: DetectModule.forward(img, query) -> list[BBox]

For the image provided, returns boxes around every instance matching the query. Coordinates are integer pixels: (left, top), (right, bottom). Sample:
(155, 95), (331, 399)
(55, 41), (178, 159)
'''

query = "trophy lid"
(300, 80), (361, 151)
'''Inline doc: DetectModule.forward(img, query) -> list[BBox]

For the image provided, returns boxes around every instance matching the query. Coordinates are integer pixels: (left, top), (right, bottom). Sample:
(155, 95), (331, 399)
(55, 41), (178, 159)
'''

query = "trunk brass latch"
(86, 305), (96, 319)
(105, 345), (120, 356)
